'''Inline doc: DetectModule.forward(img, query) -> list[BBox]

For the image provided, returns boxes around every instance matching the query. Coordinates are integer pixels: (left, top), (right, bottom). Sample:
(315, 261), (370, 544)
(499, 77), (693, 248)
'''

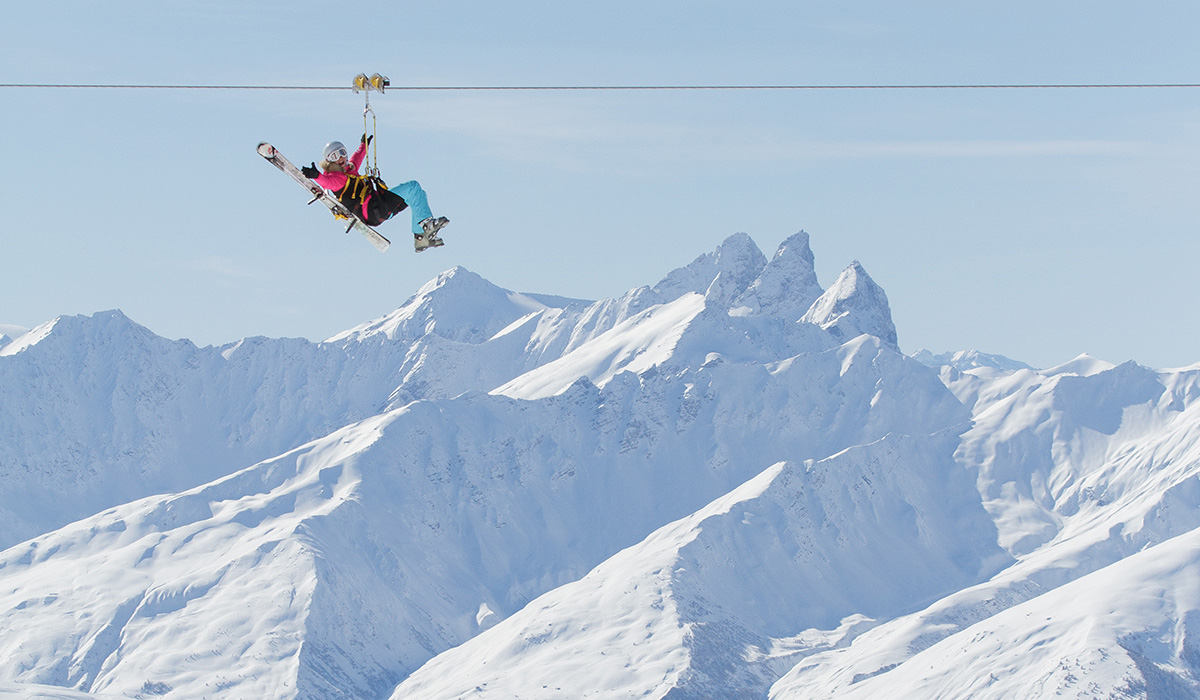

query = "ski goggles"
(326, 147), (348, 161)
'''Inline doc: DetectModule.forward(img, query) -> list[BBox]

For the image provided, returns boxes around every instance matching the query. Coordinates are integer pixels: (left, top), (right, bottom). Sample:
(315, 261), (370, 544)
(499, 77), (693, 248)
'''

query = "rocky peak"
(652, 233), (768, 307)
(731, 230), (823, 320)
(801, 260), (898, 349)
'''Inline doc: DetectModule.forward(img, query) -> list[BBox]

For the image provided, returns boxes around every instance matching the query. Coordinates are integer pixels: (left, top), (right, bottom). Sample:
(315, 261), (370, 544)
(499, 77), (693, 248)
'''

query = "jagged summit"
(650, 231), (827, 326)
(652, 232), (768, 308)
(322, 233), (897, 357)
(732, 230), (823, 321)
(801, 260), (898, 349)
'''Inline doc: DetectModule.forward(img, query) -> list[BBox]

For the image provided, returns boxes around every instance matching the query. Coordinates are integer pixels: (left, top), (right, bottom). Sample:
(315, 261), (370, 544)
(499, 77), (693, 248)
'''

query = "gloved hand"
(361, 133), (373, 145)
(301, 163), (319, 178)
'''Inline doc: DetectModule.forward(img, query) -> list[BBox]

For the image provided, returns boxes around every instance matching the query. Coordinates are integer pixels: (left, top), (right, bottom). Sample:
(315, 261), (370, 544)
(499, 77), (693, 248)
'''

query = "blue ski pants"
(365, 180), (434, 233)
(389, 180), (434, 234)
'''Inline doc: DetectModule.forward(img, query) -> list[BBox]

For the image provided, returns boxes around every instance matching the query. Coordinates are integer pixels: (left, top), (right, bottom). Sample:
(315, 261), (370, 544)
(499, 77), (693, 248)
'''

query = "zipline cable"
(2, 82), (1200, 91)
(0, 84), (347, 90)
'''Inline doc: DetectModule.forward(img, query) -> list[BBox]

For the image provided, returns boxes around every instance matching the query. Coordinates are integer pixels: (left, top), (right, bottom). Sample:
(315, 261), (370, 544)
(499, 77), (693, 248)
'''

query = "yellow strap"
(331, 174), (378, 220)
(349, 174), (370, 200)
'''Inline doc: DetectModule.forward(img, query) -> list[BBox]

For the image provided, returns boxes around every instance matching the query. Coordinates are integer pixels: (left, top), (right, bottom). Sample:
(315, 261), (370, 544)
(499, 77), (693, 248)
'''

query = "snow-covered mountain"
(1, 230), (1197, 700)
(910, 348), (1034, 372)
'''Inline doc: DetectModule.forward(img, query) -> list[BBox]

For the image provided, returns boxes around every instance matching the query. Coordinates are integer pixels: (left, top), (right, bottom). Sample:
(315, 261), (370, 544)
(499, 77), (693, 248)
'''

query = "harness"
(334, 173), (389, 217)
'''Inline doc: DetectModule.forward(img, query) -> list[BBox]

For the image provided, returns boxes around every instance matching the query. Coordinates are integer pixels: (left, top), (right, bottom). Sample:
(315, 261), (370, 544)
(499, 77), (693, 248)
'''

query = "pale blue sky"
(3, 1), (1198, 369)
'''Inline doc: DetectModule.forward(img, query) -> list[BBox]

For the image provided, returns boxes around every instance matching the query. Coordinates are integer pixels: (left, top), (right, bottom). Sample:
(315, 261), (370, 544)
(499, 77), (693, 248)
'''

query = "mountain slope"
(766, 361), (1200, 699)
(393, 431), (1007, 700)
(771, 526), (1200, 699)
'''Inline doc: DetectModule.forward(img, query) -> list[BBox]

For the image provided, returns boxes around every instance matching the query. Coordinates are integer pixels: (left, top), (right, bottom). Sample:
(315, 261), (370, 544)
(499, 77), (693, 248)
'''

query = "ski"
(256, 142), (391, 253)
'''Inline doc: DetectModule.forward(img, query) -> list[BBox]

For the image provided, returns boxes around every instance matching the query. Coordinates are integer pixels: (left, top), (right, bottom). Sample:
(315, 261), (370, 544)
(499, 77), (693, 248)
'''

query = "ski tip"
(256, 142), (276, 158)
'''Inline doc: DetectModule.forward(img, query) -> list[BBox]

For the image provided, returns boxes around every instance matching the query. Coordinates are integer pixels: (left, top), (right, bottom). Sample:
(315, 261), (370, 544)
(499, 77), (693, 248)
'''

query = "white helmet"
(323, 141), (348, 161)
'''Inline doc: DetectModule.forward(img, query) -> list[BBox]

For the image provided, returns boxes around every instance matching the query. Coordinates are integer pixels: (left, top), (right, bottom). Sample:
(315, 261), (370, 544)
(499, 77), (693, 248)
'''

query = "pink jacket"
(314, 142), (371, 216)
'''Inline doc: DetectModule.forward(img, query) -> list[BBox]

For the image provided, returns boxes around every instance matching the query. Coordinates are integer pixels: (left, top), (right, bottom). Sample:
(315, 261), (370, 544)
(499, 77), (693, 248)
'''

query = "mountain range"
(1, 231), (1197, 699)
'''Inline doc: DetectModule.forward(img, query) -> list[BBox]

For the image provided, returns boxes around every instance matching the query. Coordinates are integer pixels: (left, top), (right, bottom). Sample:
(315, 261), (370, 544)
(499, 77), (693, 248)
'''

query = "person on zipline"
(301, 134), (447, 246)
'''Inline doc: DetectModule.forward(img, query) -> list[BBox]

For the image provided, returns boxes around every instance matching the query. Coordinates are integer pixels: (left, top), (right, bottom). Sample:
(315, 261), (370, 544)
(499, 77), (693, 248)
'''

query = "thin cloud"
(392, 94), (1151, 172)
(725, 138), (1151, 160)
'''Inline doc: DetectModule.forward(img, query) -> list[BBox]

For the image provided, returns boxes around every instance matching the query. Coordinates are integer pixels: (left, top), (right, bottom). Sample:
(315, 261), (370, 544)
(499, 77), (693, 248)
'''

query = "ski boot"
(414, 234), (447, 252)
(420, 216), (449, 237)
(414, 216), (449, 252)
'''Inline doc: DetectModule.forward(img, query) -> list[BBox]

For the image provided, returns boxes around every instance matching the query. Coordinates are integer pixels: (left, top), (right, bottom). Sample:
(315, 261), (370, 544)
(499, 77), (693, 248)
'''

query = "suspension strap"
(353, 72), (387, 179)
(363, 97), (379, 178)
(350, 72), (388, 177)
